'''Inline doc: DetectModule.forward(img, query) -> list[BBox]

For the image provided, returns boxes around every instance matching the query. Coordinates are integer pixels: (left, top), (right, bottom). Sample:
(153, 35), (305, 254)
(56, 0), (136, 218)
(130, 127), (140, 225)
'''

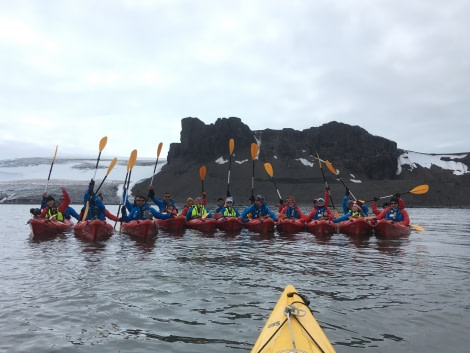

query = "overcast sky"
(1, 0), (469, 161)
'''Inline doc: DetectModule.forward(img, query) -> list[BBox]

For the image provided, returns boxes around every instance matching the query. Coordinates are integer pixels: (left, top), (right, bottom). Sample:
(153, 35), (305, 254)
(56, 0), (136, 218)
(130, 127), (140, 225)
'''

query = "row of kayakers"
(31, 180), (410, 229)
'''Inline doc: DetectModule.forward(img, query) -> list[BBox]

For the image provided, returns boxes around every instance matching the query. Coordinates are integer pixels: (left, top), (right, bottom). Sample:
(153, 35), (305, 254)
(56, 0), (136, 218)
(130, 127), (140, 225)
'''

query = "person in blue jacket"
(82, 180), (106, 221)
(148, 186), (178, 213)
(241, 195), (278, 222)
(333, 201), (367, 223)
(121, 194), (172, 222)
(342, 188), (369, 215)
(218, 197), (240, 218)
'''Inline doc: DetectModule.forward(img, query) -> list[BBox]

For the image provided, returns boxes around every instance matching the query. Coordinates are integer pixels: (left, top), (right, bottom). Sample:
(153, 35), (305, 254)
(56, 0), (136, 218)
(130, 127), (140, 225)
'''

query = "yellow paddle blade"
(129, 149), (138, 171)
(199, 165), (207, 180)
(106, 157), (118, 175)
(229, 138), (235, 155)
(410, 184), (429, 195)
(264, 162), (274, 178)
(411, 224), (425, 231)
(325, 160), (338, 176)
(157, 142), (163, 158)
(251, 143), (258, 160)
(99, 136), (108, 152)
(52, 145), (58, 163)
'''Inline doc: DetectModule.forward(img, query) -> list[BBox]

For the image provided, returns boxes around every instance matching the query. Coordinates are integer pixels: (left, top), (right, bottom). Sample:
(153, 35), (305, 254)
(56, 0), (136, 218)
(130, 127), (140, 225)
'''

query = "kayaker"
(332, 201), (367, 223)
(148, 186), (178, 213)
(82, 181), (106, 221)
(214, 197), (225, 214)
(241, 195), (278, 222)
(242, 196), (255, 220)
(343, 188), (370, 215)
(180, 197), (194, 216)
(279, 196), (304, 219)
(40, 192), (80, 221)
(372, 193), (404, 215)
(38, 187), (71, 221)
(185, 197), (212, 220)
(303, 197), (334, 221)
(121, 194), (172, 222)
(219, 197), (241, 218)
(373, 197), (410, 226)
(162, 203), (179, 216)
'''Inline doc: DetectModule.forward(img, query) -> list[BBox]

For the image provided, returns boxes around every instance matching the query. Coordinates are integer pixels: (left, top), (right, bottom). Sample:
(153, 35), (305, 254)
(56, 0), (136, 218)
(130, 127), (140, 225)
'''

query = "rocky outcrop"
(133, 117), (470, 208)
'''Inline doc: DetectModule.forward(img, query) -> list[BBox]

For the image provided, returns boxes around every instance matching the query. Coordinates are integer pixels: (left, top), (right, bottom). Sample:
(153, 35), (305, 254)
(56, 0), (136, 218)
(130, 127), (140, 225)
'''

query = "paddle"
(44, 145), (58, 194)
(263, 162), (282, 202)
(411, 224), (425, 231)
(199, 165), (206, 194)
(82, 136), (108, 221)
(149, 142), (163, 187)
(94, 157), (118, 194)
(365, 184), (429, 202)
(325, 159), (357, 201)
(316, 152), (339, 217)
(114, 149), (137, 229)
(250, 142), (258, 199)
(227, 138), (234, 196)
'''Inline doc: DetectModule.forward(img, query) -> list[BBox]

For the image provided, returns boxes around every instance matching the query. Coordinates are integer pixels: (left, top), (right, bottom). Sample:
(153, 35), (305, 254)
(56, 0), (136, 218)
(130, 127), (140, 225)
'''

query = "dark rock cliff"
(133, 117), (470, 208)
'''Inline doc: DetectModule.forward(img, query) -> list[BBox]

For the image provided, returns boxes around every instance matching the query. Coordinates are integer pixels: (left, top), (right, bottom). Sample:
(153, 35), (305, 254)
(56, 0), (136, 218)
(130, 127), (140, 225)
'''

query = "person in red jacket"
(38, 188), (70, 221)
(373, 197), (410, 226)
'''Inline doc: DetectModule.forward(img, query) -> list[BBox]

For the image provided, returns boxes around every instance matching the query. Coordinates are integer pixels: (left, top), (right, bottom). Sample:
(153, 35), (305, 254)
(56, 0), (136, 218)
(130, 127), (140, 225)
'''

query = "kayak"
(29, 218), (73, 237)
(157, 215), (187, 232)
(121, 219), (158, 238)
(275, 218), (305, 234)
(339, 218), (374, 237)
(374, 219), (411, 238)
(244, 218), (275, 233)
(251, 284), (336, 353)
(186, 218), (217, 233)
(73, 220), (114, 241)
(306, 219), (337, 237)
(215, 217), (243, 232)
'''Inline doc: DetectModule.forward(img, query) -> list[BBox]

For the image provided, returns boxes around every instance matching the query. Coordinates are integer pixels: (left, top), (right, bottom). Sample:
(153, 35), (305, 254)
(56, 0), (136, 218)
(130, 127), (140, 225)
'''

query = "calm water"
(1, 205), (469, 353)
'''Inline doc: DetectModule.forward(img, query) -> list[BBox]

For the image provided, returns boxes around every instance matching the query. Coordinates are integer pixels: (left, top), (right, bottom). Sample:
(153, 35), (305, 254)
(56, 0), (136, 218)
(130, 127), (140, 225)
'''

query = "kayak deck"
(251, 284), (336, 353)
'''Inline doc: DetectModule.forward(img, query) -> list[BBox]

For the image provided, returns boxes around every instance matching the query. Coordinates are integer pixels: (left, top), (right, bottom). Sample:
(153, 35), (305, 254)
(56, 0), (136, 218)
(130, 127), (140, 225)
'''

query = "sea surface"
(1, 205), (469, 353)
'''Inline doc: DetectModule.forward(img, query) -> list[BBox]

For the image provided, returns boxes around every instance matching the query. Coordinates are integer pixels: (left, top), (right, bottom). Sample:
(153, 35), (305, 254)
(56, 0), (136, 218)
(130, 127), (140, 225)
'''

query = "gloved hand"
(279, 199), (283, 205)
(119, 217), (126, 222)
(148, 188), (155, 198)
(345, 188), (350, 196)
(395, 193), (400, 198)
(202, 191), (207, 199)
(226, 190), (231, 197)
(121, 206), (127, 216)
(373, 197), (378, 202)
(326, 185), (330, 190)
(88, 179), (95, 193)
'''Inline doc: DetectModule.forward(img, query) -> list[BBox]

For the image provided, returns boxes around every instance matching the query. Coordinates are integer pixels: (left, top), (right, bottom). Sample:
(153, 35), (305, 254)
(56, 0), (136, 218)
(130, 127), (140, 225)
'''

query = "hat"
(194, 197), (202, 202)
(45, 196), (55, 202)
(226, 197), (233, 203)
(347, 200), (354, 205)
(187, 197), (194, 202)
(255, 194), (264, 202)
(317, 198), (324, 203)
(286, 196), (295, 202)
(390, 197), (399, 204)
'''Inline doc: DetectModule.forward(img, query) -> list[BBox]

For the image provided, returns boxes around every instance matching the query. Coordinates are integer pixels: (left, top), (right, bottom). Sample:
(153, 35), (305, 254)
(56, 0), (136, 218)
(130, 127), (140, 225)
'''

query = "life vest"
(46, 207), (64, 221)
(284, 206), (298, 219)
(315, 207), (329, 219)
(386, 208), (403, 221)
(190, 205), (207, 218)
(350, 210), (362, 218)
(223, 207), (237, 217)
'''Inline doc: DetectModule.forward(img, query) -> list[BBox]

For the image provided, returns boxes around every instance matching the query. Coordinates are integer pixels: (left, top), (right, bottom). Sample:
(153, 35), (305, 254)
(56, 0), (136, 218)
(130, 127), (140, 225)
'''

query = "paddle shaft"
(150, 142), (163, 187)
(44, 145), (58, 193)
(316, 153), (339, 215)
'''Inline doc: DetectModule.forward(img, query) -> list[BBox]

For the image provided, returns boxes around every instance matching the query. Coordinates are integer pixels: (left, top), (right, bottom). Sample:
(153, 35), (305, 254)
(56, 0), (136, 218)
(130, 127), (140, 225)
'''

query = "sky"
(1, 0), (469, 161)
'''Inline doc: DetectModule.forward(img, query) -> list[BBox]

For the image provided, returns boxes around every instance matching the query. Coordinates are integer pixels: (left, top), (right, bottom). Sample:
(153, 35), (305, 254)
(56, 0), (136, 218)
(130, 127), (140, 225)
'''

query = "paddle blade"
(411, 224), (425, 231)
(107, 157), (118, 175)
(157, 142), (163, 158)
(325, 160), (338, 176)
(52, 145), (58, 163)
(229, 138), (235, 155)
(99, 136), (108, 152)
(199, 165), (207, 180)
(251, 143), (258, 160)
(410, 184), (429, 195)
(129, 149), (138, 171)
(264, 162), (274, 178)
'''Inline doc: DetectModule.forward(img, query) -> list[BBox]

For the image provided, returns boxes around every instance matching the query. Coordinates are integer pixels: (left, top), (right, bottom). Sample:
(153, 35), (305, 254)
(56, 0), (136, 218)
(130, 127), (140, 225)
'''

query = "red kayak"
(339, 218), (374, 237)
(305, 219), (336, 237)
(186, 218), (217, 233)
(276, 218), (305, 234)
(121, 219), (158, 238)
(74, 220), (114, 241)
(215, 217), (243, 232)
(374, 219), (411, 238)
(29, 218), (74, 237)
(244, 218), (275, 233)
(157, 215), (187, 232)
